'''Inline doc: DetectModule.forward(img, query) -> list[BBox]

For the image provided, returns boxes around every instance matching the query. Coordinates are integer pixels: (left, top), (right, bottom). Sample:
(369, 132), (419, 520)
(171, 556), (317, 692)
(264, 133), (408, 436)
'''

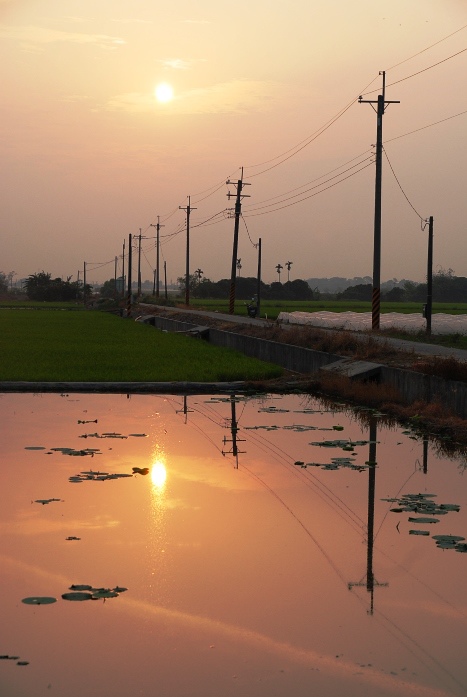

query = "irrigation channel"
(2, 391), (467, 697)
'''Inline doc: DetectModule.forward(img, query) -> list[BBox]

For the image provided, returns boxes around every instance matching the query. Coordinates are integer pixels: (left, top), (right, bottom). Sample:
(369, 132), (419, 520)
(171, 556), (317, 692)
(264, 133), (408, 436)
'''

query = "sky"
(2, 0), (467, 287)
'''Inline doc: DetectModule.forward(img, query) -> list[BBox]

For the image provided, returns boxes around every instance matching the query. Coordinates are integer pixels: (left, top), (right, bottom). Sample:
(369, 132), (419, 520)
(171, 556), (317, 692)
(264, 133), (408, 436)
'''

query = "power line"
(386, 107), (467, 143)
(244, 157), (373, 215)
(244, 75), (380, 174)
(387, 22), (467, 71)
(361, 45), (467, 97)
(382, 146), (425, 221)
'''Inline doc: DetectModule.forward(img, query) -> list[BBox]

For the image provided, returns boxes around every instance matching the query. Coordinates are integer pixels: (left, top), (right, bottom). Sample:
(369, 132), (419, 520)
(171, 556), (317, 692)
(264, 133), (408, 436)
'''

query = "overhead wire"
(243, 159), (373, 218)
(382, 146), (425, 221)
(244, 155), (374, 213)
(387, 22), (467, 71)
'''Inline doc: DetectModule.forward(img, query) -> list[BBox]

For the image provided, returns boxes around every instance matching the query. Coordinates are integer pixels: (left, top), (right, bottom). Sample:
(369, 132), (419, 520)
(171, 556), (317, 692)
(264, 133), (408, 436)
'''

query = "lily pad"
(92, 590), (119, 599)
(69, 584), (93, 591)
(24, 446), (46, 450)
(408, 517), (440, 524)
(409, 530), (430, 536)
(61, 592), (93, 601)
(22, 597), (57, 605)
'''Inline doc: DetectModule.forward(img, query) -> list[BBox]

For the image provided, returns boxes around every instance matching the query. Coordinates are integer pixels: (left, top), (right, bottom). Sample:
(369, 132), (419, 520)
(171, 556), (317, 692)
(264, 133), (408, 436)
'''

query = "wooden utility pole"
(179, 197), (196, 306)
(425, 216), (434, 336)
(126, 233), (132, 317)
(359, 72), (399, 330)
(83, 262), (87, 306)
(164, 261), (168, 300)
(150, 217), (164, 298)
(137, 228), (142, 296)
(256, 237), (262, 317)
(227, 169), (250, 314)
(122, 239), (125, 298)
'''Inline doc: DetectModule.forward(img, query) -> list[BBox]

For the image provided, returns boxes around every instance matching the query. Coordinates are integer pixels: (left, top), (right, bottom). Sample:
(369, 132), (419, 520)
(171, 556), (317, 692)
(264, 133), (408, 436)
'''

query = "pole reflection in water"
(348, 417), (388, 614)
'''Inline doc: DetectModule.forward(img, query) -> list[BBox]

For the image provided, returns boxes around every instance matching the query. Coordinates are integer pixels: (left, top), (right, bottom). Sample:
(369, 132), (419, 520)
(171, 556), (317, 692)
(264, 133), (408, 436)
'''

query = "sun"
(155, 82), (174, 103)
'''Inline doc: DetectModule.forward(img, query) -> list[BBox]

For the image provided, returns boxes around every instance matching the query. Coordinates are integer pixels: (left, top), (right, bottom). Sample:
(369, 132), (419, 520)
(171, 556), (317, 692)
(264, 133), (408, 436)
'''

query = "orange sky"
(2, 0), (467, 286)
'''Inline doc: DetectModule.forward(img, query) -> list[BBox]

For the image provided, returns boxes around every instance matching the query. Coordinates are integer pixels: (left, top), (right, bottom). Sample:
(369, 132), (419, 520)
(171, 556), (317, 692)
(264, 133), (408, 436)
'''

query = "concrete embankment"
(143, 313), (467, 419)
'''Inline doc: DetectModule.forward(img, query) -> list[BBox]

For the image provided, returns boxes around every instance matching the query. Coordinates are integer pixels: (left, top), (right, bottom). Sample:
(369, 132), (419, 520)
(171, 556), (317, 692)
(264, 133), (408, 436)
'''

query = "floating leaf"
(24, 446), (46, 450)
(22, 597), (57, 605)
(16, 661), (29, 666)
(408, 517), (440, 524)
(129, 433), (148, 437)
(92, 590), (119, 599)
(432, 534), (465, 542)
(61, 592), (93, 601)
(409, 530), (430, 536)
(69, 584), (93, 591)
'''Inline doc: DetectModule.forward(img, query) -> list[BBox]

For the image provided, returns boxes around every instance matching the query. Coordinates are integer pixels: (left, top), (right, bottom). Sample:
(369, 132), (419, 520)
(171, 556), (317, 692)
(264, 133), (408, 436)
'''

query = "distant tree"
(0, 272), (8, 294)
(285, 261), (293, 282)
(25, 271), (87, 301)
(275, 263), (283, 283)
(281, 279), (314, 300)
(382, 286), (405, 302)
(336, 283), (372, 301)
(177, 274), (199, 297)
(100, 278), (119, 299)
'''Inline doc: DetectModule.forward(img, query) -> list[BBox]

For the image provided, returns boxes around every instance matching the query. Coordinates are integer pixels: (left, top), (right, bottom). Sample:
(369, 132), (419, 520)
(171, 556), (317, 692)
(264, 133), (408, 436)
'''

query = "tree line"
(334, 269), (467, 303)
(177, 275), (314, 300)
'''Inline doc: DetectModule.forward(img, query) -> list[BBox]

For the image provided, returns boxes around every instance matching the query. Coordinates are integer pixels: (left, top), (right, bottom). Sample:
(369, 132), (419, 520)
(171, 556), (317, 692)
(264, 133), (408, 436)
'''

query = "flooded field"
(1, 392), (467, 697)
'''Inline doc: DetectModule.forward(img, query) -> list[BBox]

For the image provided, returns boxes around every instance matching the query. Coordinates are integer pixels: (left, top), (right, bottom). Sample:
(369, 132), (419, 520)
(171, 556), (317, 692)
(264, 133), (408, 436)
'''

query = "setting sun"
(155, 82), (174, 103)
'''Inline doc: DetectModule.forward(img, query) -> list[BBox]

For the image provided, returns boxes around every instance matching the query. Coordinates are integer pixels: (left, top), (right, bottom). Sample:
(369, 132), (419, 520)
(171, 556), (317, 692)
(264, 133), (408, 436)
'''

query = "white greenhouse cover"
(277, 312), (467, 335)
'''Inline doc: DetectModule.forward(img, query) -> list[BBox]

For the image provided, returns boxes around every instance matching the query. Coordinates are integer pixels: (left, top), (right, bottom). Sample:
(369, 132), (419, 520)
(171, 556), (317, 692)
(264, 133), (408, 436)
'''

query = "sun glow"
(151, 461), (167, 488)
(155, 82), (174, 103)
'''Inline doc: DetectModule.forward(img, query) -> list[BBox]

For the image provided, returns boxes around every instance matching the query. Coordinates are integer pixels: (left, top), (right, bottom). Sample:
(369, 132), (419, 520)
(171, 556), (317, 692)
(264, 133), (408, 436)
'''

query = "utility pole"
(180, 197), (196, 306)
(126, 233), (132, 317)
(114, 256), (118, 298)
(164, 261), (168, 300)
(359, 71), (400, 330)
(227, 169), (250, 314)
(83, 262), (87, 306)
(150, 217), (164, 298)
(425, 216), (434, 336)
(256, 238), (262, 317)
(137, 228), (142, 297)
(122, 239), (126, 298)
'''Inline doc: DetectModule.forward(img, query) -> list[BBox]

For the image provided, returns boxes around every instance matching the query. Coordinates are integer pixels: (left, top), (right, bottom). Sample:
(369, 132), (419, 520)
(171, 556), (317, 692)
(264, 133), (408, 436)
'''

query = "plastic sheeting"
(277, 311), (467, 335)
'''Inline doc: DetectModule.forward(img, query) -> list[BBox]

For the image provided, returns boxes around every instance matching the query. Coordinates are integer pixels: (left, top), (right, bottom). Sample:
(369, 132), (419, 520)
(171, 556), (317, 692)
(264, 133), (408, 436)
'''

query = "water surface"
(1, 392), (466, 697)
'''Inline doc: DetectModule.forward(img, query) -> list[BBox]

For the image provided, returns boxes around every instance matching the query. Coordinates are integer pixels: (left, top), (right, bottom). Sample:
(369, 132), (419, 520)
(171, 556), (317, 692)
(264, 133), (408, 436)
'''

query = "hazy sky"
(2, 0), (467, 286)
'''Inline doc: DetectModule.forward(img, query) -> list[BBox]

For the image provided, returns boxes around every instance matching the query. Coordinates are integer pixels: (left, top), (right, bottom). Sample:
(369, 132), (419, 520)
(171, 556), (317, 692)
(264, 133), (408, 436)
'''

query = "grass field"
(0, 309), (282, 382)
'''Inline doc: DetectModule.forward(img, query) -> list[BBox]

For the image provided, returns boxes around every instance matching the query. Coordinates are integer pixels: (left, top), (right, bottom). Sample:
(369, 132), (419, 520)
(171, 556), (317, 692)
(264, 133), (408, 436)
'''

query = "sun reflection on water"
(149, 455), (169, 603)
(151, 460), (167, 489)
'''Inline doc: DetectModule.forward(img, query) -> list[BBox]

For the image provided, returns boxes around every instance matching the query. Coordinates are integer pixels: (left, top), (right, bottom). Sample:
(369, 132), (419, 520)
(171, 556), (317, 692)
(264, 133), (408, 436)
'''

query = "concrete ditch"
(140, 313), (467, 419)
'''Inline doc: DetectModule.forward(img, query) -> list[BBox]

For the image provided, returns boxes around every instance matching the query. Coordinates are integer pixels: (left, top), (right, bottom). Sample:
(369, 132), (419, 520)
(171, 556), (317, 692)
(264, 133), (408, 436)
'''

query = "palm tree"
(285, 261), (293, 282)
(236, 258), (242, 277)
(195, 268), (203, 284)
(275, 263), (283, 283)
